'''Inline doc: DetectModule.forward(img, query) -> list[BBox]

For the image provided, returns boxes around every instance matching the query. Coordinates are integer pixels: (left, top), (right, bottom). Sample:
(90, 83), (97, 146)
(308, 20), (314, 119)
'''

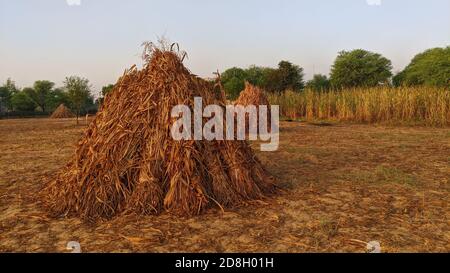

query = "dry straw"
(50, 104), (75, 119)
(235, 82), (272, 132)
(43, 44), (276, 221)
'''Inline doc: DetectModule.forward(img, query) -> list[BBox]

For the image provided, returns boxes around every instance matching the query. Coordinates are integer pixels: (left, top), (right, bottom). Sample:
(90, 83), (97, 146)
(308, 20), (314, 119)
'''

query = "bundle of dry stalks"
(50, 104), (75, 119)
(43, 45), (275, 221)
(235, 82), (272, 132)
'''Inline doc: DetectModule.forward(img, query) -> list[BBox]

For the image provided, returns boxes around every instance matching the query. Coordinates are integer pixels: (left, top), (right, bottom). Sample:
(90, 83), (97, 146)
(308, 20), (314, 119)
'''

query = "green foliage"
(24, 80), (55, 112)
(245, 66), (273, 87)
(11, 91), (36, 111)
(221, 61), (304, 98)
(221, 67), (247, 99)
(223, 77), (245, 100)
(392, 72), (405, 87)
(46, 88), (71, 111)
(393, 46), (450, 88)
(221, 67), (247, 82)
(4, 78), (19, 93)
(0, 78), (19, 111)
(277, 60), (305, 91)
(1, 78), (96, 116)
(306, 74), (331, 91)
(330, 49), (393, 88)
(263, 61), (305, 93)
(64, 76), (92, 122)
(83, 93), (96, 113)
(96, 84), (115, 105)
(102, 84), (115, 97)
(0, 86), (11, 111)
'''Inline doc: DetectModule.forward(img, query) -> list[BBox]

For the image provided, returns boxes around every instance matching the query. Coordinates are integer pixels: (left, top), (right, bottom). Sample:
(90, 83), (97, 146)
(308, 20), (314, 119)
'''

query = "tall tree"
(0, 86), (10, 113)
(0, 78), (19, 112)
(263, 61), (304, 93)
(24, 80), (55, 113)
(277, 60), (305, 91)
(330, 49), (393, 88)
(393, 46), (450, 88)
(64, 76), (92, 124)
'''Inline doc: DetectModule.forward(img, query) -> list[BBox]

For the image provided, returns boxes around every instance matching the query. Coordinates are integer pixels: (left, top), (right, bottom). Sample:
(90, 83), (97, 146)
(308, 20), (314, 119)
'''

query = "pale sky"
(1, 0), (449, 97)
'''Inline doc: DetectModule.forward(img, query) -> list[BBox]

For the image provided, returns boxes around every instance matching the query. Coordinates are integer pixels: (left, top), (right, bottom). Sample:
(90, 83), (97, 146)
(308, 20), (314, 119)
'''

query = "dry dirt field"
(0, 118), (449, 252)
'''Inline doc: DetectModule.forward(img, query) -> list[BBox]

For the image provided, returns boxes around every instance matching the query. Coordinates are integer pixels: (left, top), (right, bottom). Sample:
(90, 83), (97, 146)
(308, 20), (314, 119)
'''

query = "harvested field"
(0, 118), (449, 252)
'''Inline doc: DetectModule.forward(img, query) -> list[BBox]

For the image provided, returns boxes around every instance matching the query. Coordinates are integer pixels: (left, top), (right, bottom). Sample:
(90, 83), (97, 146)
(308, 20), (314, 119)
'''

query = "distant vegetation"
(221, 46), (449, 97)
(220, 46), (449, 126)
(0, 77), (96, 118)
(221, 60), (304, 99)
(306, 74), (330, 91)
(1, 46), (448, 124)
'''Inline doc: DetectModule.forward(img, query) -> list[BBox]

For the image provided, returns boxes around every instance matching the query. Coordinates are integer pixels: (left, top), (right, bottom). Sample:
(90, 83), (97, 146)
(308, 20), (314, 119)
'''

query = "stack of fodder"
(234, 82), (272, 134)
(43, 44), (276, 221)
(51, 104), (75, 119)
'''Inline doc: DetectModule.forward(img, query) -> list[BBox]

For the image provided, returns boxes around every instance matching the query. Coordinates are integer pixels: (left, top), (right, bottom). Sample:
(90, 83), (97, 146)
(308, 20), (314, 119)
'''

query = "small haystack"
(51, 104), (75, 118)
(43, 44), (275, 221)
(235, 82), (271, 132)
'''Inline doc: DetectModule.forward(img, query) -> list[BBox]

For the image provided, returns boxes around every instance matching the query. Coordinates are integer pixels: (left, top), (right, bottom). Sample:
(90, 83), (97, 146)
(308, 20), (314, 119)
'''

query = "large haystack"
(235, 82), (271, 132)
(43, 46), (275, 220)
(51, 104), (75, 118)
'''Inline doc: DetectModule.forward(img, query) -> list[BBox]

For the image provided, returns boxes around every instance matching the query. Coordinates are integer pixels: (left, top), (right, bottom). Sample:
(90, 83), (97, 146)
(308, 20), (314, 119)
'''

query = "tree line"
(220, 46), (450, 99)
(0, 76), (96, 120)
(1, 46), (448, 113)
